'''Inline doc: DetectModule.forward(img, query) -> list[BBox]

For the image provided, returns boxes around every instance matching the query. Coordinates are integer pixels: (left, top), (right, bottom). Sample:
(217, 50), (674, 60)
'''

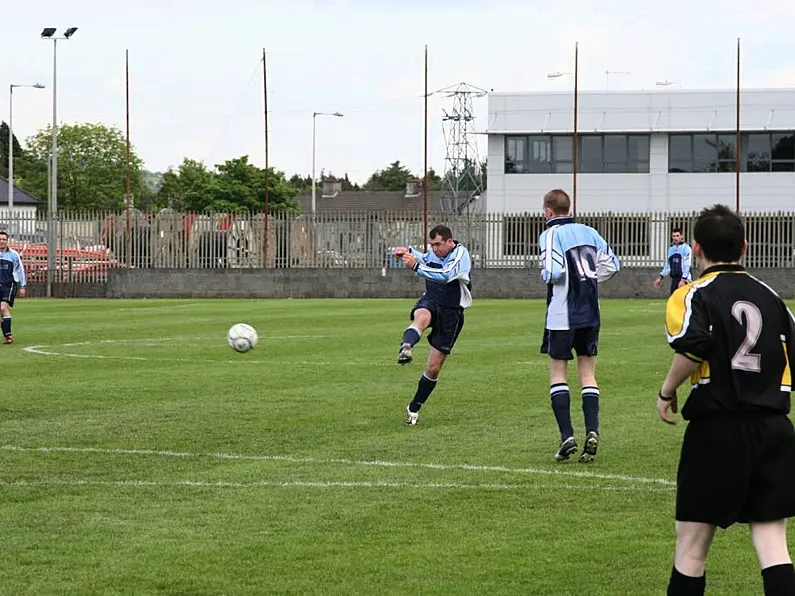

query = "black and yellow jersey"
(665, 264), (795, 420)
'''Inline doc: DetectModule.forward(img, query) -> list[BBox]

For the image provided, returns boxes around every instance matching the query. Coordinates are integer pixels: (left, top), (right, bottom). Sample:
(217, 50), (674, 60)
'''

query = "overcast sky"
(2, 0), (794, 184)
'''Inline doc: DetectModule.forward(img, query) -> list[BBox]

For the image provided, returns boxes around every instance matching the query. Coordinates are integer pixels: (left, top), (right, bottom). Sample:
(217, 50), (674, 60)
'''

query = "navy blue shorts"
(670, 277), (682, 296)
(0, 284), (17, 307)
(410, 296), (465, 355)
(540, 326), (599, 361)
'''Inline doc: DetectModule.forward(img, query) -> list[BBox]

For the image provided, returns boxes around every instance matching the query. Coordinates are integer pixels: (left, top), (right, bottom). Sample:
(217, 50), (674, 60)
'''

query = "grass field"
(2, 297), (794, 595)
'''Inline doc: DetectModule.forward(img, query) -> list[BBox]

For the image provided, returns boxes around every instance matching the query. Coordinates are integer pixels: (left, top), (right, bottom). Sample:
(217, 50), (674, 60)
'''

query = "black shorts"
(0, 284), (17, 307)
(410, 296), (465, 355)
(676, 413), (795, 529)
(670, 277), (682, 296)
(540, 326), (599, 361)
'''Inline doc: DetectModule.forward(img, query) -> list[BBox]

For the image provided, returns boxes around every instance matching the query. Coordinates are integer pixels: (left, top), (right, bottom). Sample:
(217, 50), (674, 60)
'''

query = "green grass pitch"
(1, 297), (794, 595)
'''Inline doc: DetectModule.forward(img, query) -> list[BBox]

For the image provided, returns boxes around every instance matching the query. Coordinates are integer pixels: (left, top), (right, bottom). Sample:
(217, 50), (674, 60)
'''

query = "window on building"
(628, 135), (651, 173)
(505, 136), (528, 173)
(670, 131), (795, 173)
(554, 136), (573, 173)
(745, 133), (771, 171)
(579, 135), (604, 173)
(528, 135), (553, 173)
(771, 133), (795, 172)
(504, 133), (650, 174)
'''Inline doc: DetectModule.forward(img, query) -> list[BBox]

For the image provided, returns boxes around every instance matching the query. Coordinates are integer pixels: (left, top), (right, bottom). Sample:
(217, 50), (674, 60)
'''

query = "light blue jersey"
(0, 247), (26, 287)
(660, 242), (692, 281)
(539, 216), (620, 330)
(408, 242), (472, 309)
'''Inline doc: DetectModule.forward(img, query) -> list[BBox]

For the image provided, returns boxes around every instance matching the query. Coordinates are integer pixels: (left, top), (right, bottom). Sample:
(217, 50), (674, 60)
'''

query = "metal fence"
(2, 208), (794, 284)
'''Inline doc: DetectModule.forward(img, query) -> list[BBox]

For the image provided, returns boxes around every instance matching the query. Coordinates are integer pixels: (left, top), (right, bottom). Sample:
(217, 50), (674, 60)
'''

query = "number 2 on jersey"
(731, 300), (763, 373)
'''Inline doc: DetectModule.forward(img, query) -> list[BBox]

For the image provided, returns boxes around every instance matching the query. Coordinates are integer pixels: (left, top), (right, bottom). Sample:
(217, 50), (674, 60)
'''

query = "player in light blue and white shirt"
(0, 230), (27, 344)
(537, 189), (620, 463)
(392, 225), (472, 425)
(654, 228), (692, 296)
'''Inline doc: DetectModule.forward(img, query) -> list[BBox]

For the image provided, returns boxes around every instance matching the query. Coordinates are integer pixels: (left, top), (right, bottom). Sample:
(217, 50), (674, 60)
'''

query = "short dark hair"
(0, 231), (7, 239)
(672, 227), (683, 235)
(543, 189), (570, 215)
(693, 204), (745, 263)
(429, 225), (452, 241)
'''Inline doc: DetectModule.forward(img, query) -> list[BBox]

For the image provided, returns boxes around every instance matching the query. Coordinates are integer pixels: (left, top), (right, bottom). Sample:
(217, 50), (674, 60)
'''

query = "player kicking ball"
(392, 225), (472, 425)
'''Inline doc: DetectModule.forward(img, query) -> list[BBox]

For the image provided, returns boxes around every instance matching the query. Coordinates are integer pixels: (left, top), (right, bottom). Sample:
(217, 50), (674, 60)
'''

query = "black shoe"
(578, 431), (599, 463)
(554, 436), (578, 462)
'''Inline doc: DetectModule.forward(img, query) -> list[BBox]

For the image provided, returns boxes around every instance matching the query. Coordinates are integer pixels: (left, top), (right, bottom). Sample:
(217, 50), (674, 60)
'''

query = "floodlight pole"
(41, 26), (77, 297)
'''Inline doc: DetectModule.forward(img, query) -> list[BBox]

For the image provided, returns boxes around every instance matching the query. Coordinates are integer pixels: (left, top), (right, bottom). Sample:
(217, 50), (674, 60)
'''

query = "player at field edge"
(392, 225), (472, 425)
(658, 204), (795, 596)
(655, 227), (693, 296)
(0, 231), (27, 344)
(538, 189), (620, 463)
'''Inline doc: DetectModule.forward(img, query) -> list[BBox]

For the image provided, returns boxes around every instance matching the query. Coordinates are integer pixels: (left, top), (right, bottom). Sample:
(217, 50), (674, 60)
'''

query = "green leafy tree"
(0, 121), (24, 181)
(23, 122), (148, 210)
(156, 155), (299, 213)
(425, 168), (443, 191)
(364, 161), (413, 191)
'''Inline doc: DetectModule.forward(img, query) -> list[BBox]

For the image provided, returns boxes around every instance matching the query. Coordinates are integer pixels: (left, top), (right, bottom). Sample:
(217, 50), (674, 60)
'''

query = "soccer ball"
(227, 323), (258, 353)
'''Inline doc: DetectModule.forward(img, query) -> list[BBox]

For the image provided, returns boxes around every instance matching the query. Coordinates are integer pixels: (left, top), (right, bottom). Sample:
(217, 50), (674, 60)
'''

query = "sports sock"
(1, 316), (10, 337)
(762, 563), (795, 595)
(550, 383), (574, 442)
(408, 373), (437, 413)
(667, 566), (705, 596)
(401, 326), (422, 347)
(582, 386), (600, 435)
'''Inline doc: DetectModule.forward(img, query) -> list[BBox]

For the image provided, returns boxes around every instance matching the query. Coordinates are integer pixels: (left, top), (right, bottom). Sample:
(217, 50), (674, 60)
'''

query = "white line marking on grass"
(20, 336), (389, 366)
(0, 478), (672, 492)
(1, 445), (676, 487)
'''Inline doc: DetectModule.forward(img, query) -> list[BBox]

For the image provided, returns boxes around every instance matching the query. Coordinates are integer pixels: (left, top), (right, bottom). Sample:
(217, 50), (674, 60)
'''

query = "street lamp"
(311, 111), (343, 216)
(605, 70), (630, 90)
(41, 26), (77, 296)
(547, 71), (573, 81)
(8, 83), (45, 231)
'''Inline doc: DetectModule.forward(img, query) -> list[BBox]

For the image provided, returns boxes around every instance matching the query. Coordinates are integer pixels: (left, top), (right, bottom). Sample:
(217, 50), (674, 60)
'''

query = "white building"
(485, 88), (795, 213)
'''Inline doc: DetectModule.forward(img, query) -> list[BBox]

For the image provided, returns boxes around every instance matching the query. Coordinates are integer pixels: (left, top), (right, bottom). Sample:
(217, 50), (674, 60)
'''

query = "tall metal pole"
(311, 113), (317, 216)
(47, 38), (58, 297)
(572, 42), (579, 217)
(8, 86), (13, 215)
(263, 47), (270, 268)
(735, 37), (741, 214)
(423, 44), (428, 245)
(125, 49), (132, 269)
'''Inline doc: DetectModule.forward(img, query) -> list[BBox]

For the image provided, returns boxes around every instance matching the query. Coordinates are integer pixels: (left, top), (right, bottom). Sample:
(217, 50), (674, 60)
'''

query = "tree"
(156, 155), (300, 213)
(0, 121), (24, 181)
(364, 160), (413, 191)
(320, 171), (360, 191)
(23, 122), (148, 210)
(425, 168), (443, 190)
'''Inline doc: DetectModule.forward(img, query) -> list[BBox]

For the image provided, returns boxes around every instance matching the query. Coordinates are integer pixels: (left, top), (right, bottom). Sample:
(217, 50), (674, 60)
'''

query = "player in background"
(654, 228), (693, 295)
(538, 189), (620, 463)
(0, 231), (27, 344)
(392, 225), (472, 425)
(658, 204), (795, 596)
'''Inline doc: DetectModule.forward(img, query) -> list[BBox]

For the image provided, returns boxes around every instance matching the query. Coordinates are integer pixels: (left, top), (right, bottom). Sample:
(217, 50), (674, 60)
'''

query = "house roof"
(294, 189), (446, 213)
(0, 177), (42, 205)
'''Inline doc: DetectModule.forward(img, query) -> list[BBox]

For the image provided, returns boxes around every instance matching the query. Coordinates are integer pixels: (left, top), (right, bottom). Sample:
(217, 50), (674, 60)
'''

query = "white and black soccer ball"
(227, 323), (259, 353)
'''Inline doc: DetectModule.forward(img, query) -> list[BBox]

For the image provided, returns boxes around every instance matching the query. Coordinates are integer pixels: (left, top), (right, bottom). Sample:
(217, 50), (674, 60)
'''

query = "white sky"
(2, 0), (794, 184)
